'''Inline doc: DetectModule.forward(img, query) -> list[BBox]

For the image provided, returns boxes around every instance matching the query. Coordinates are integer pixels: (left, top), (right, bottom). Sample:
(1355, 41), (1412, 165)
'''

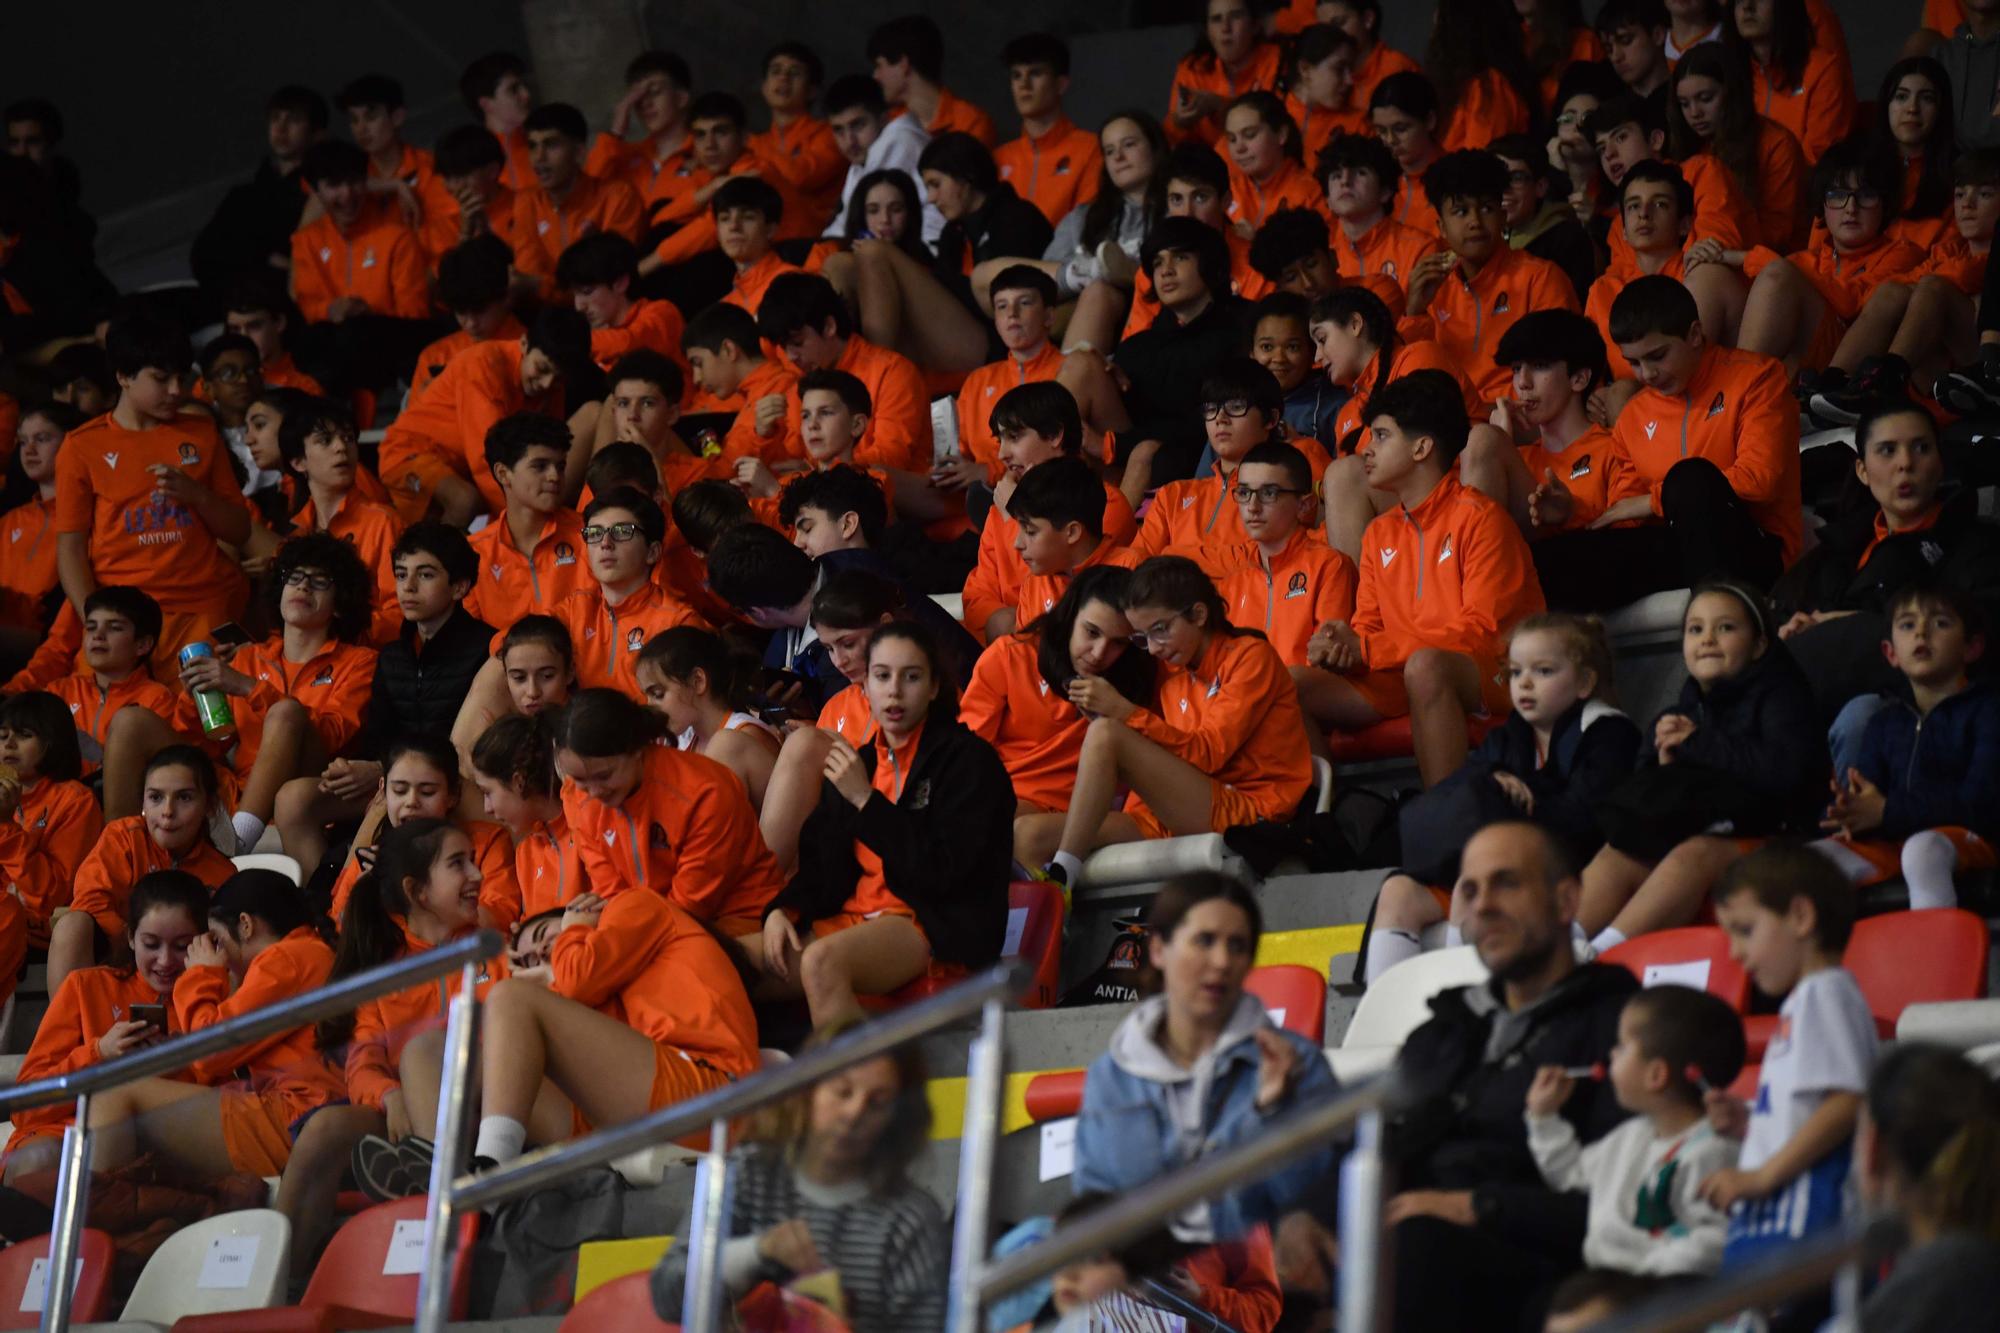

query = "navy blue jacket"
(1462, 699), (1644, 861)
(1657, 644), (1827, 824)
(1854, 681), (2000, 841)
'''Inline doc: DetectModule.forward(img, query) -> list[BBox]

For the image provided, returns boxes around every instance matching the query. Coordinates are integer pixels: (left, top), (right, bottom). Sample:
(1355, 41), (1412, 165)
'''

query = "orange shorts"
(219, 1087), (299, 1177)
(1127, 779), (1266, 841)
(1825, 827), (1996, 885)
(715, 912), (769, 939)
(570, 1044), (735, 1140)
(810, 908), (925, 943)
(381, 450), (468, 524)
(1342, 654), (1512, 721)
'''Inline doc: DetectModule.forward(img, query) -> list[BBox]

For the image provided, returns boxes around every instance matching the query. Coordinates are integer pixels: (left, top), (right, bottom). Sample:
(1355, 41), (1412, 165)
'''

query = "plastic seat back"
(1600, 927), (1752, 1011)
(559, 1272), (676, 1332)
(1244, 965), (1327, 1045)
(1849, 909), (1991, 1030)
(121, 1207), (290, 1321)
(300, 1196), (479, 1323)
(0, 1230), (114, 1328)
(231, 852), (303, 885)
(1008, 880), (1066, 1009)
(1341, 946), (1488, 1050)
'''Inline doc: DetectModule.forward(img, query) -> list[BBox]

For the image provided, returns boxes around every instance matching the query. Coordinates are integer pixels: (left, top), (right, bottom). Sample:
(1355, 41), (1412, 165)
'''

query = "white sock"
(1901, 830), (1960, 911)
(473, 1115), (528, 1165)
(1051, 850), (1084, 883)
(1363, 929), (1422, 983)
(230, 811), (265, 853)
(1589, 926), (1627, 956)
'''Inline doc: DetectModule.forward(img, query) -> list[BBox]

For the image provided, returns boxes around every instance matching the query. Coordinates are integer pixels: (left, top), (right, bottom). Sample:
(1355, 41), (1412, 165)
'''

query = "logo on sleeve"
(102, 452), (120, 470)
(1706, 392), (1726, 417)
(7, 528), (17, 543)
(1568, 454), (1592, 480)
(178, 442), (200, 466)
(1379, 547), (1397, 567)
(537, 219), (552, 235)
(1285, 571), (1308, 599)
(1437, 534), (1454, 563)
(553, 542), (577, 565)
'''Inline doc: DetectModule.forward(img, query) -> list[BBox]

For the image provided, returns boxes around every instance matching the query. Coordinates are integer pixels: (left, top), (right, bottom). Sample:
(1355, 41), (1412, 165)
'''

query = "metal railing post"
(946, 998), (1006, 1333)
(38, 1095), (90, 1333)
(681, 1115), (736, 1333)
(1337, 1108), (1389, 1333)
(414, 961), (484, 1333)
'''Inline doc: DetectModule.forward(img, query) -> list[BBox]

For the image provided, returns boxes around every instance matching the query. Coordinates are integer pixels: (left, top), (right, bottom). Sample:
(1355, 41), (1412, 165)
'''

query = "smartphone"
(754, 667), (810, 699)
(130, 1003), (168, 1031)
(208, 621), (252, 650)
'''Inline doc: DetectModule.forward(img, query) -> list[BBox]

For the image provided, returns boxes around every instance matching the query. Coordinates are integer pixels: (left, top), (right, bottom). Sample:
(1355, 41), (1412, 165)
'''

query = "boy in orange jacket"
(755, 272), (934, 473)
(751, 43), (846, 238)
(715, 178), (806, 321)
(683, 303), (798, 461)
(1490, 310), (1621, 540)
(512, 103), (644, 299)
(45, 587), (183, 774)
(335, 74), (456, 248)
(412, 237), (523, 401)
(279, 396), (404, 643)
(555, 232), (687, 379)
(994, 32), (1101, 226)
(462, 413), (589, 632)
(459, 50), (536, 193)
(734, 370), (898, 529)
(1129, 358), (1291, 580)
(427, 126), (520, 265)
(1221, 440), (1357, 666)
(1318, 132), (1441, 306)
(643, 94), (801, 274)
(1304, 370), (1545, 785)
(587, 50), (696, 214)
(1004, 456), (1139, 627)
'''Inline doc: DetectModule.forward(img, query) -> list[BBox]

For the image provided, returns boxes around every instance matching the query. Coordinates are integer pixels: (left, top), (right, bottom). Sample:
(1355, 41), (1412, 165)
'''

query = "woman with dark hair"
(1725, 0), (1852, 163)
(1220, 92), (1316, 230)
(469, 714), (577, 922)
(1668, 43), (1810, 249)
(636, 626), (783, 811)
(1074, 872), (1338, 1240)
(0, 689), (102, 953)
(650, 1020), (948, 1331)
(1878, 57), (1959, 249)
(842, 168), (930, 262)
(1426, 0), (1538, 150)
(761, 621), (1013, 1025)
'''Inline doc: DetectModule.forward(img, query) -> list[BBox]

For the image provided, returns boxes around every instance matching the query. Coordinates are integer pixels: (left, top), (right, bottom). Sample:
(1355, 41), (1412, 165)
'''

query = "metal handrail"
(412, 962), (1026, 1332)
(968, 1073), (1404, 1333)
(16, 928), (503, 1332)
(1595, 1214), (1907, 1333)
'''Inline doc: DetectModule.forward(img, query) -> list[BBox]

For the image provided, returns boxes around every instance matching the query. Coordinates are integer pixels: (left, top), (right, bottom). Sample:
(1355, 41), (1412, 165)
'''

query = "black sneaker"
(397, 1135), (436, 1187)
(1938, 361), (2000, 415)
(352, 1133), (419, 1202)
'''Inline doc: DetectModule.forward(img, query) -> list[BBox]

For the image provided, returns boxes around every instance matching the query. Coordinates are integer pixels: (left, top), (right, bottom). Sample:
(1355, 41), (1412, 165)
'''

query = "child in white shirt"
(1527, 984), (1746, 1275)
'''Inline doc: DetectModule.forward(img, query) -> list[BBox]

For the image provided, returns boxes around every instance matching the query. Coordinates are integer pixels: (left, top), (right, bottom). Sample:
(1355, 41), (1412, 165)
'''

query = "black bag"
(1060, 916), (1150, 1008)
(1396, 769), (1518, 886)
(1591, 763), (1769, 862)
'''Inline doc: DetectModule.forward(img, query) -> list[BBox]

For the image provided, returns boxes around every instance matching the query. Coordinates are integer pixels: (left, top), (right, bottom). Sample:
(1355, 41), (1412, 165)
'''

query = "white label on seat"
(382, 1218), (427, 1275)
(19, 1257), (79, 1313)
(1002, 906), (1029, 957)
(199, 1235), (260, 1289)
(1040, 1116), (1077, 1181)
(1268, 1008), (1286, 1029)
(1643, 960), (1712, 991)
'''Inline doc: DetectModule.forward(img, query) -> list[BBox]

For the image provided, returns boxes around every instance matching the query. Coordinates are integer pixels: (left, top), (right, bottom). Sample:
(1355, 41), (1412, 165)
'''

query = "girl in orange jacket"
(1667, 45), (1810, 251)
(1427, 0), (1539, 150)
(51, 746), (235, 993)
(1221, 94), (1321, 232)
(0, 691), (104, 949)
(470, 715), (582, 921)
(448, 613), (578, 791)
(961, 565), (1155, 866)
(1038, 557), (1314, 891)
(1726, 0), (1853, 163)
(2, 871), (208, 1185)
(83, 870), (342, 1182)
(328, 734), (522, 930)
(636, 628), (783, 812)
(1879, 57), (1958, 250)
(1165, 0), (1285, 146)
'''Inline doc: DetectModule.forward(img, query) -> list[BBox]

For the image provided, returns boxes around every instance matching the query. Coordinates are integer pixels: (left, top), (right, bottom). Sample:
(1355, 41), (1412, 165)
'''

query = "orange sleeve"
(0, 791), (102, 938)
(1126, 640), (1293, 772)
(476, 826), (523, 934)
(957, 639), (1011, 742)
(585, 133), (635, 181)
(71, 822), (141, 939)
(653, 214), (720, 267)
(1455, 503), (1546, 656)
(1349, 531), (1385, 641)
(1315, 554), (1359, 629)
(171, 950), (313, 1084)
(1757, 128), (1810, 251)
(290, 230), (333, 324)
(661, 766), (768, 924)
(460, 363), (518, 514)
(510, 194), (554, 282)
(1129, 495), (1176, 562)
(387, 229), (430, 319)
(1796, 55), (1856, 163)
(1687, 160), (1752, 252)
(1714, 361), (1802, 511)
(344, 997), (399, 1109)
(548, 888), (661, 1008)
(1180, 1230), (1282, 1333)
(762, 123), (846, 198)
(19, 973), (107, 1083)
(852, 353), (933, 473)
(961, 519), (1018, 642)
(4, 600), (82, 691)
(603, 180), (645, 244)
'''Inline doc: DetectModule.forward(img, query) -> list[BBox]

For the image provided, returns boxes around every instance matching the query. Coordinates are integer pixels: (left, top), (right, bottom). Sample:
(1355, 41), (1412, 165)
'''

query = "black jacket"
(1116, 295), (1256, 483)
(1653, 642), (1827, 827)
(1462, 700), (1644, 862)
(934, 182), (1054, 277)
(774, 717), (1014, 966)
(191, 159), (310, 302)
(1774, 484), (2000, 622)
(1387, 962), (1637, 1258)
(355, 606), (496, 759)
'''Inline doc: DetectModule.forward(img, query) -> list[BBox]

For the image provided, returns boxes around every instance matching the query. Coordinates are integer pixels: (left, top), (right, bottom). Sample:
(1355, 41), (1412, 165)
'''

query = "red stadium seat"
(0, 1230), (114, 1328)
(1244, 964), (1328, 1045)
(1848, 909), (1990, 1031)
(1600, 928), (1752, 1011)
(175, 1197), (480, 1332)
(1329, 715), (1503, 764)
(861, 881), (1068, 1013)
(560, 1273), (674, 1332)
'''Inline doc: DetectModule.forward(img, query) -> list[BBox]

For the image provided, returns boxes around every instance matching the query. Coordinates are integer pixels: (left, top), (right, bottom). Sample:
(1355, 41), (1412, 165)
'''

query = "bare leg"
(435, 474), (482, 529)
(1404, 648), (1485, 788)
(1321, 455), (1394, 560)
(45, 910), (100, 994)
(1295, 666), (1388, 732)
(1577, 844), (1656, 934)
(1, 1137), (60, 1187)
(1457, 424), (1536, 532)
(1830, 283), (1914, 373)
(1056, 349), (1133, 441)
(797, 915), (932, 1026)
(276, 1104), (384, 1276)
(274, 778), (371, 877)
(1013, 812), (1067, 868)
(888, 467), (968, 525)
(449, 656), (513, 789)
(1061, 281), (1131, 354)
(759, 728), (836, 872)
(1287, 667), (1335, 763)
(1055, 717), (1224, 860)
(101, 704), (184, 821)
(236, 700), (328, 825)
(850, 240), (990, 373)
(478, 978), (670, 1132)
(1736, 258), (1829, 372)
(821, 250), (859, 310)
(1891, 276), (1980, 385)
(1606, 834), (1745, 938)
(397, 1028), (450, 1135)
(87, 1077), (233, 1176)
(1683, 262), (1748, 349)
(1118, 439), (1161, 511)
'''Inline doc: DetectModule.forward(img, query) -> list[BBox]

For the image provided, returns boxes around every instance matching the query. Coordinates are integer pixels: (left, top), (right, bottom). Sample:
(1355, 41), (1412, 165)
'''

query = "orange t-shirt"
(512, 173), (646, 292)
(463, 508), (591, 631)
(963, 478), (1138, 639)
(378, 339), (560, 516)
(1165, 43), (1285, 145)
(996, 117), (1102, 226)
(561, 741), (784, 930)
(775, 336), (934, 473)
(1220, 528), (1358, 666)
(954, 341), (1068, 482)
(295, 490), (404, 642)
(958, 633), (1088, 814)
(1751, 48), (1855, 163)
(1125, 631), (1313, 822)
(1426, 247), (1580, 406)
(1228, 159), (1325, 231)
(1521, 425), (1618, 532)
(750, 116), (847, 238)
(515, 812), (582, 919)
(54, 413), (248, 616)
(0, 494), (58, 628)
(0, 776), (102, 945)
(529, 580), (708, 698)
(290, 205), (430, 323)
(173, 927), (344, 1121)
(70, 816), (234, 941)
(1354, 471), (1545, 671)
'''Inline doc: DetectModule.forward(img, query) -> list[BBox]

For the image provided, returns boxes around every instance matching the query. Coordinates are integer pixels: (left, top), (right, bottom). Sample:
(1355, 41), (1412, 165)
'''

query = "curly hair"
(266, 531), (376, 644)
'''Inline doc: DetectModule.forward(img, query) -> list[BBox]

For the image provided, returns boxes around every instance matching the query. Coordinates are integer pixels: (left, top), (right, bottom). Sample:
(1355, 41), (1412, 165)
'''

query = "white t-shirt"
(824, 113), (946, 244)
(1740, 966), (1877, 1172)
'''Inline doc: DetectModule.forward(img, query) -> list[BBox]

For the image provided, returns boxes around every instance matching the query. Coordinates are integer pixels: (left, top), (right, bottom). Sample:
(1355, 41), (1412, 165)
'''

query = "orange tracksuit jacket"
(590, 298), (688, 377)
(1334, 215), (1442, 304)
(419, 183), (522, 267)
(46, 669), (183, 775)
(1221, 528), (1358, 666)
(1124, 631), (1313, 822)
(215, 637), (378, 780)
(548, 886), (758, 1080)
(751, 117), (847, 236)
(1606, 344), (1803, 564)
(996, 117), (1102, 226)
(0, 494), (56, 629)
(1742, 231), (1927, 324)
(720, 250), (807, 324)
(1721, 121), (1811, 252)
(955, 341), (1068, 482)
(379, 339), (562, 517)
(1589, 250), (1687, 381)
(1605, 153), (1754, 270)
(1332, 340), (1481, 452)
(515, 812), (582, 919)
(1439, 71), (1531, 152)
(532, 581), (707, 699)
(1350, 42), (1421, 125)
(1228, 160), (1324, 231)
(718, 358), (803, 464)
(329, 819), (521, 933)
(8, 967), (181, 1152)
(1130, 472), (1257, 581)
(963, 480), (1138, 639)
(173, 928), (344, 1132)
(1751, 49), (1854, 163)
(1912, 232), (1989, 295)
(71, 817), (234, 941)
(561, 740), (783, 931)
(346, 923), (508, 1110)
(1427, 247), (1579, 406)
(0, 777), (102, 946)
(650, 153), (809, 267)
(295, 492), (405, 643)
(775, 336), (934, 473)
(817, 682), (875, 744)
(1287, 96), (1370, 167)
(512, 174), (645, 294)
(1391, 175), (1439, 239)
(462, 508), (590, 631)
(409, 315), (525, 403)
(958, 633), (1089, 814)
(586, 131), (698, 216)
(290, 206), (430, 323)
(1164, 44), (1284, 145)
(1353, 472), (1546, 672)
(1521, 425), (1619, 532)
(1015, 543), (1141, 627)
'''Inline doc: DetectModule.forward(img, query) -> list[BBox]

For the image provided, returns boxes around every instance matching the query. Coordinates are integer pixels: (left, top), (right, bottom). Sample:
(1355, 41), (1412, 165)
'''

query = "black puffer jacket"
(354, 605), (497, 759)
(1461, 700), (1644, 864)
(1651, 642), (1828, 829)
(774, 717), (1015, 966)
(1774, 483), (2000, 622)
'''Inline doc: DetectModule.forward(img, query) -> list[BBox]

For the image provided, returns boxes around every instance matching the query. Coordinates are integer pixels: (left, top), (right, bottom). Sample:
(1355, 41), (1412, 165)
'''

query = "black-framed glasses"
(1824, 187), (1883, 210)
(581, 522), (644, 545)
(282, 570), (335, 592)
(1231, 483), (1306, 504)
(1200, 398), (1254, 421)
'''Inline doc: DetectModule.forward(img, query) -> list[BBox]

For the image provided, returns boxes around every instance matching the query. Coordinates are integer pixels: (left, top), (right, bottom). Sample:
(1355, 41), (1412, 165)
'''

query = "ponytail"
(317, 818), (457, 1051)
(209, 868), (315, 942)
(1926, 1117), (2000, 1244)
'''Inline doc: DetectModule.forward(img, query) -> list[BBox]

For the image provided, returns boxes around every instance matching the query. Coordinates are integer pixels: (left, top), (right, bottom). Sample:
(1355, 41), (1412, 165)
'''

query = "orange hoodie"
(1606, 344), (1803, 563)
(1124, 631), (1313, 822)
(1751, 49), (1854, 164)
(1221, 528), (1358, 666)
(0, 494), (56, 629)
(7, 966), (182, 1151)
(959, 633), (1089, 813)
(71, 817), (234, 941)
(173, 927), (345, 1121)
(290, 205), (430, 323)
(329, 819), (521, 934)
(1333, 215), (1443, 304)
(954, 341), (1069, 483)
(346, 923), (508, 1110)
(1331, 340), (1480, 454)
(511, 173), (646, 295)
(549, 886), (758, 1078)
(216, 636), (378, 780)
(1741, 230), (1927, 323)
(1353, 472), (1546, 670)
(1227, 160), (1325, 231)
(532, 580), (708, 698)
(963, 479), (1139, 639)
(1165, 43), (1285, 145)
(378, 339), (563, 518)
(515, 812), (582, 919)
(0, 777), (103, 946)
(462, 508), (591, 631)
(46, 668), (184, 776)
(775, 336), (934, 474)
(561, 741), (784, 931)
(1439, 71), (1531, 152)
(1426, 246), (1580, 406)
(1521, 425), (1619, 532)
(996, 117), (1102, 226)
(295, 491), (405, 643)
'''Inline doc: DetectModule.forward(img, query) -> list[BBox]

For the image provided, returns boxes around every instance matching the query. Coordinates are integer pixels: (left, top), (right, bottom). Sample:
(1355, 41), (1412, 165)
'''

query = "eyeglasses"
(206, 366), (251, 384)
(1824, 187), (1884, 210)
(282, 570), (335, 592)
(581, 522), (645, 545)
(1138, 608), (1195, 644)
(1200, 398), (1254, 421)
(1231, 483), (1306, 504)
(1555, 110), (1582, 127)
